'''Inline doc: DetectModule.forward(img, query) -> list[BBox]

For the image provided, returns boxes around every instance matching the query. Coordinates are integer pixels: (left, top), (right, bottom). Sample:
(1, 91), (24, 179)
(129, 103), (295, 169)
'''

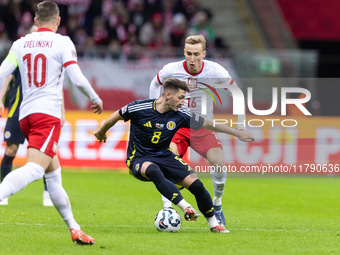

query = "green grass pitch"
(0, 170), (339, 255)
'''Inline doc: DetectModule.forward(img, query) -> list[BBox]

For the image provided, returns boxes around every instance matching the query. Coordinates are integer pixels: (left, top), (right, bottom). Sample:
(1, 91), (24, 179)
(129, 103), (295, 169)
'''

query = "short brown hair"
(35, 1), (59, 23)
(185, 35), (206, 51)
(163, 78), (190, 94)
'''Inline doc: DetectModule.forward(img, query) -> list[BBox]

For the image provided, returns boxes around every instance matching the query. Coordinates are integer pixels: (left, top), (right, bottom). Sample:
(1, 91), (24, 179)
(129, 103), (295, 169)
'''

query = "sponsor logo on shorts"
(52, 142), (58, 153)
(166, 121), (176, 130)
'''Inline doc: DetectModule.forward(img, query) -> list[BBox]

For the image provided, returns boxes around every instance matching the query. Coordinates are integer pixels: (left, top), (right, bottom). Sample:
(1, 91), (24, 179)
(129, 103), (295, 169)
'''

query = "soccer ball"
(154, 208), (181, 232)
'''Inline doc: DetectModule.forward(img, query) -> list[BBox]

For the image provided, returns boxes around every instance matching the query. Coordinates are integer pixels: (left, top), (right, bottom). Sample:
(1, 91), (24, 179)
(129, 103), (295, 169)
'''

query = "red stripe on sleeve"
(63, 60), (77, 68)
(157, 73), (163, 85)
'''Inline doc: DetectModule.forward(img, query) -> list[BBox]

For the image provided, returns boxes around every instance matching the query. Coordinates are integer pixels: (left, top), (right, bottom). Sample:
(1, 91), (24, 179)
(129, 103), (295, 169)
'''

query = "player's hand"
(93, 129), (107, 143)
(237, 130), (255, 142)
(91, 100), (103, 114)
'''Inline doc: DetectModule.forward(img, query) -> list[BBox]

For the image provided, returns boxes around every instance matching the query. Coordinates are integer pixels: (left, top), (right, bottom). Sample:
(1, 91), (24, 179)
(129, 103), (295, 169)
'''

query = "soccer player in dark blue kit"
(93, 78), (254, 233)
(0, 67), (52, 206)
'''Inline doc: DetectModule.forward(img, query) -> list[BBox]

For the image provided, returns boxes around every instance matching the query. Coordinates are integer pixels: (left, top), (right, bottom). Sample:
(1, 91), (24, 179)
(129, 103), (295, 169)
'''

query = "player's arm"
(202, 119), (254, 142)
(0, 74), (13, 113)
(65, 64), (103, 114)
(93, 110), (123, 143)
(149, 74), (163, 99)
(0, 56), (17, 113)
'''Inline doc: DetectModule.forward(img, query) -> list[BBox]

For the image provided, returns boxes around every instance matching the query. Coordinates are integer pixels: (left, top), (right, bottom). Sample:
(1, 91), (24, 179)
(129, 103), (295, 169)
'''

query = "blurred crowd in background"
(0, 0), (230, 60)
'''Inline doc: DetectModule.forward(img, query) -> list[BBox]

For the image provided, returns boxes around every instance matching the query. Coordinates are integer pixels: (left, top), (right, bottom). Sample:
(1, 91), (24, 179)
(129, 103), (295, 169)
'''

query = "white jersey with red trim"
(150, 60), (233, 120)
(9, 28), (78, 120)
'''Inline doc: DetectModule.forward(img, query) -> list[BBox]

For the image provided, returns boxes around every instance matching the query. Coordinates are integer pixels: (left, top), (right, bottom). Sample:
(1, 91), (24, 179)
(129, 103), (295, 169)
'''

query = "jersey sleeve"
(156, 63), (174, 85)
(212, 62), (233, 87)
(0, 41), (19, 92)
(149, 75), (162, 98)
(5, 42), (19, 68)
(61, 37), (78, 68)
(179, 107), (204, 130)
(149, 63), (174, 98)
(190, 112), (205, 130)
(118, 100), (140, 122)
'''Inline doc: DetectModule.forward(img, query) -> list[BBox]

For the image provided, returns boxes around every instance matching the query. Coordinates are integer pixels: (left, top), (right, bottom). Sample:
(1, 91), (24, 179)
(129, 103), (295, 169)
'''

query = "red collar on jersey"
(183, 60), (205, 76)
(36, 27), (53, 32)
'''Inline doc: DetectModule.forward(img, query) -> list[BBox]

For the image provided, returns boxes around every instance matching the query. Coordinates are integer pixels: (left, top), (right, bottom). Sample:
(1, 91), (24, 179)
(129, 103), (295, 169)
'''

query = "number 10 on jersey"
(23, 53), (47, 88)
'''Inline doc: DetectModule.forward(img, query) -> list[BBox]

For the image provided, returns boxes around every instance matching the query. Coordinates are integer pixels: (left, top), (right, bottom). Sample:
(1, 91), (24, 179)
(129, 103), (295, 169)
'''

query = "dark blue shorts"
(4, 116), (25, 144)
(128, 153), (195, 184)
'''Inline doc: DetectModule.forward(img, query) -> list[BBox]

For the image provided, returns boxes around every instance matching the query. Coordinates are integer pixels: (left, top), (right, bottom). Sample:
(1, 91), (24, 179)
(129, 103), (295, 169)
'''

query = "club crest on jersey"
(188, 78), (198, 89)
(71, 50), (77, 58)
(4, 131), (11, 139)
(166, 121), (176, 130)
(155, 123), (164, 129)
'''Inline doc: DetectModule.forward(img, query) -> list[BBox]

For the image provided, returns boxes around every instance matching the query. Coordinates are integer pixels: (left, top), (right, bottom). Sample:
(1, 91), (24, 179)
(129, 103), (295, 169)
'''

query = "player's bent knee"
(141, 161), (155, 176)
(145, 163), (162, 180)
(5, 144), (19, 157)
(188, 179), (206, 195)
(179, 173), (198, 188)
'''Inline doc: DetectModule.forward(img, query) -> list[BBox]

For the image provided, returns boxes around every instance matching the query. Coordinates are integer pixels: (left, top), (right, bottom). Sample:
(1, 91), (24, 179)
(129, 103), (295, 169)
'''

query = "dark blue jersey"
(119, 99), (204, 163)
(5, 68), (22, 119)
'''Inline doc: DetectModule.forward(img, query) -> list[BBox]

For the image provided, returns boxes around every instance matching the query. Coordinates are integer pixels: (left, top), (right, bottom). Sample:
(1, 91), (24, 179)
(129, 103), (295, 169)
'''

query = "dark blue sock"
(0, 155), (14, 182)
(188, 179), (214, 218)
(145, 164), (183, 205)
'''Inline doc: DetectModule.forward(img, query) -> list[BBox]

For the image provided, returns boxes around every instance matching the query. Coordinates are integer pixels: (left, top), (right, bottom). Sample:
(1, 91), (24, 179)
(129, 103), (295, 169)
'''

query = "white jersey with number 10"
(8, 28), (78, 121)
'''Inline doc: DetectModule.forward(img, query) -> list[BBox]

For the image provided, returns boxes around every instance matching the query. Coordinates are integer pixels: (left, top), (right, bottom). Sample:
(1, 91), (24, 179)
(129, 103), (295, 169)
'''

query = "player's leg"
(160, 137), (189, 209)
(206, 147), (227, 226)
(191, 129), (227, 226)
(42, 176), (53, 206)
(0, 142), (19, 205)
(179, 174), (229, 233)
(135, 160), (195, 218)
(44, 156), (94, 245)
(170, 142), (179, 156)
(0, 147), (50, 201)
(0, 142), (19, 181)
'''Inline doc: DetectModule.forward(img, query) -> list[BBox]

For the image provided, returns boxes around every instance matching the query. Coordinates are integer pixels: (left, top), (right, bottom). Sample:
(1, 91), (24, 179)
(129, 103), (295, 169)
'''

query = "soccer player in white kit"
(0, 1), (102, 245)
(150, 35), (246, 227)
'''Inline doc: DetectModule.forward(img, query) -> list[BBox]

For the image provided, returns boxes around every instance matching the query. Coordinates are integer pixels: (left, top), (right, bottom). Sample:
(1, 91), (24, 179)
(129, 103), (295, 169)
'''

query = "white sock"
(176, 199), (191, 212)
(207, 215), (220, 228)
(0, 162), (44, 200)
(212, 171), (227, 206)
(161, 195), (172, 208)
(45, 168), (80, 230)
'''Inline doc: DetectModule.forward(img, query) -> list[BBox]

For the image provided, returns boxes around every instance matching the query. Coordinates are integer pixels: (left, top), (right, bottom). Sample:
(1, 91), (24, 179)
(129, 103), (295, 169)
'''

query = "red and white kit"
(150, 59), (235, 157)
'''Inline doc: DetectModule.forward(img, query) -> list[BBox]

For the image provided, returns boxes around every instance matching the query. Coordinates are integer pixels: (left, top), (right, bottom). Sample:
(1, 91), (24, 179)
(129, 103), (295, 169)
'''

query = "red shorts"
(171, 128), (222, 158)
(20, 113), (61, 158)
